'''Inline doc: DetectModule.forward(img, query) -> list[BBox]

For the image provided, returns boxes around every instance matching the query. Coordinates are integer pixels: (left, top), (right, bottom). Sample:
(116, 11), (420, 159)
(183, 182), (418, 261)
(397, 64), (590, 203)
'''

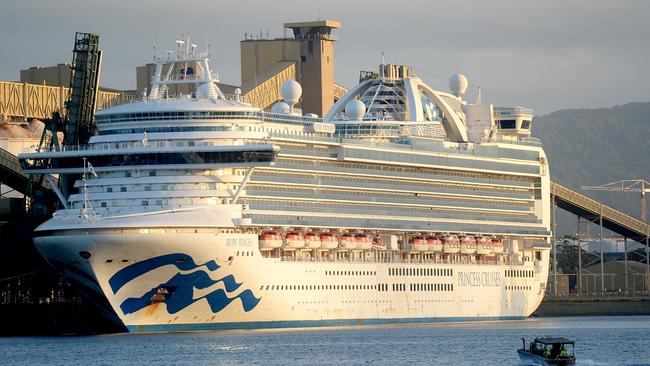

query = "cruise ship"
(19, 42), (552, 332)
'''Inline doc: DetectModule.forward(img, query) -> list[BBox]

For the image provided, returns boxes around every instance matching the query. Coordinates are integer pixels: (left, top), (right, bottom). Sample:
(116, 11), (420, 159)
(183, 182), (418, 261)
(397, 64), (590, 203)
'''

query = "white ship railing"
(24, 139), (268, 154)
(493, 106), (534, 116)
(156, 73), (218, 82)
(269, 253), (529, 267)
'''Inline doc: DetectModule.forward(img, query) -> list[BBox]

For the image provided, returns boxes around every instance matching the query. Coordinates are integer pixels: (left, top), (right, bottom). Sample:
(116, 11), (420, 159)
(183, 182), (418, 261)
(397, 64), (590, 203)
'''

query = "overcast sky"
(1, 0), (648, 114)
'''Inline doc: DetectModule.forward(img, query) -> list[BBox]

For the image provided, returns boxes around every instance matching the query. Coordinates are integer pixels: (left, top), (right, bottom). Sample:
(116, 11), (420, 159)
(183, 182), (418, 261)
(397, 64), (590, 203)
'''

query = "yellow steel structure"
(333, 83), (348, 101)
(0, 81), (133, 121)
(241, 62), (296, 110)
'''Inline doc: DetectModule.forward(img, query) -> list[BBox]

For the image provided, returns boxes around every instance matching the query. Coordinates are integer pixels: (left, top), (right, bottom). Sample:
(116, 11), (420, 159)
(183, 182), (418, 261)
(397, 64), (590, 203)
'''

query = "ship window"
(300, 56), (306, 62)
(499, 120), (516, 129)
(125, 171), (131, 177)
(145, 186), (151, 191)
(521, 120), (531, 129)
(106, 187), (112, 193)
(101, 202), (107, 207)
(149, 171), (156, 176)
(120, 187), (127, 192)
(141, 200), (148, 206)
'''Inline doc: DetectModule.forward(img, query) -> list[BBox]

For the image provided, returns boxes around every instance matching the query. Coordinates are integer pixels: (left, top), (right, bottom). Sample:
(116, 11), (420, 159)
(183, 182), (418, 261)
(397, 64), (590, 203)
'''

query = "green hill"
(532, 102), (650, 237)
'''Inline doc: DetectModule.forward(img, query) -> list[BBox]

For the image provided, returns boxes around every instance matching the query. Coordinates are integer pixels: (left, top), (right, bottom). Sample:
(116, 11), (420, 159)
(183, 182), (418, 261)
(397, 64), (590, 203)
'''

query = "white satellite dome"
(345, 99), (366, 121)
(271, 101), (291, 114)
(449, 74), (468, 97)
(304, 113), (319, 118)
(280, 80), (302, 105)
(196, 83), (211, 98)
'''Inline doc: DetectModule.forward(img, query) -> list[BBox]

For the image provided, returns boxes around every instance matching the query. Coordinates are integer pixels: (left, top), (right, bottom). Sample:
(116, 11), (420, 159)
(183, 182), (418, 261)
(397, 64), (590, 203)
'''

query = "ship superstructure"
(19, 43), (552, 332)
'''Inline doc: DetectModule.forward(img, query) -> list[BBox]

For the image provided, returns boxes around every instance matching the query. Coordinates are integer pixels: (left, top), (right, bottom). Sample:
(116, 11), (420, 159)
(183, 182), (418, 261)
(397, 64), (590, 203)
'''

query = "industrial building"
(241, 20), (342, 116)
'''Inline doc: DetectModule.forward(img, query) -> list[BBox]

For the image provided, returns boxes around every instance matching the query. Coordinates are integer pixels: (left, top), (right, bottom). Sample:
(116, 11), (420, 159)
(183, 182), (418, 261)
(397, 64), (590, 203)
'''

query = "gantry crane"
(24, 32), (101, 214)
(582, 180), (650, 223)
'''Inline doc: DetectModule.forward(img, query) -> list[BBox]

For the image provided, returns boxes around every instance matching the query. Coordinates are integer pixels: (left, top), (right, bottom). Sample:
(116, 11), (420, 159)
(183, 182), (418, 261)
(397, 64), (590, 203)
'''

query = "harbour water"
(1, 316), (649, 365)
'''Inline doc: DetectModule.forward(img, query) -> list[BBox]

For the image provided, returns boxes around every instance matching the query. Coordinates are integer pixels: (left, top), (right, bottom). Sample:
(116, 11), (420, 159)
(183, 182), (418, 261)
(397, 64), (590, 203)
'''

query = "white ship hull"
(34, 215), (548, 333)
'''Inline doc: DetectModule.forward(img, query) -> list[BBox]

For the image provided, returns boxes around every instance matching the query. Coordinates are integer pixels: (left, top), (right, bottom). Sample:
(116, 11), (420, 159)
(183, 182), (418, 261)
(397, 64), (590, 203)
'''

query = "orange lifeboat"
(460, 235), (477, 254)
(320, 233), (339, 249)
(491, 238), (504, 254)
(340, 233), (357, 250)
(259, 231), (283, 249)
(475, 236), (492, 255)
(372, 237), (386, 250)
(304, 233), (321, 249)
(443, 235), (460, 254)
(355, 234), (372, 250)
(426, 235), (443, 252)
(409, 235), (428, 252)
(284, 232), (305, 249)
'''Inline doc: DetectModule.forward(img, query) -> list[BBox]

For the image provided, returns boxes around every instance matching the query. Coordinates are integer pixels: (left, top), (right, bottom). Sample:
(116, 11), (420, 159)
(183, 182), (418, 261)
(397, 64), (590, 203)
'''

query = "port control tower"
(240, 20), (341, 117)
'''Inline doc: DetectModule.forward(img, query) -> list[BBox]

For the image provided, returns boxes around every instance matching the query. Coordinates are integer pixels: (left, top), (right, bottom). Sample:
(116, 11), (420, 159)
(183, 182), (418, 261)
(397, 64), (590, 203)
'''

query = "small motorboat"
(355, 234), (372, 250)
(304, 233), (322, 249)
(284, 232), (305, 249)
(409, 235), (428, 252)
(339, 234), (357, 250)
(491, 238), (504, 253)
(442, 235), (460, 254)
(518, 337), (575, 366)
(425, 235), (443, 252)
(259, 231), (283, 249)
(320, 233), (339, 249)
(475, 236), (492, 255)
(459, 235), (477, 254)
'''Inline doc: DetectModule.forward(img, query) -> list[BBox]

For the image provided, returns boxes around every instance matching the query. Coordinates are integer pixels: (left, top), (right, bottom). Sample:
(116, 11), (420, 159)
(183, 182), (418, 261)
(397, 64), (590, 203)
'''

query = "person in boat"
(559, 345), (569, 357)
(543, 345), (552, 358)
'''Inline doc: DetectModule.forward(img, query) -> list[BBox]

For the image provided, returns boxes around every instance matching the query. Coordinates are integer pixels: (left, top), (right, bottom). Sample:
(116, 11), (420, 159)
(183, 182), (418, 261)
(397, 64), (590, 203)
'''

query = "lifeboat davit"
(355, 234), (372, 250)
(443, 235), (460, 254)
(340, 233), (357, 250)
(491, 238), (504, 254)
(304, 233), (321, 249)
(284, 232), (305, 249)
(320, 233), (339, 249)
(410, 235), (428, 252)
(426, 235), (443, 252)
(259, 231), (283, 249)
(460, 235), (477, 254)
(372, 237), (386, 250)
(475, 236), (492, 255)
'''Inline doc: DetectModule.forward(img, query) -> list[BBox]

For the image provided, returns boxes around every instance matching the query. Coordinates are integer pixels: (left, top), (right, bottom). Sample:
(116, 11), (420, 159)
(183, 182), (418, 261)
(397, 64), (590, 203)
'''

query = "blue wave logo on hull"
(108, 253), (260, 316)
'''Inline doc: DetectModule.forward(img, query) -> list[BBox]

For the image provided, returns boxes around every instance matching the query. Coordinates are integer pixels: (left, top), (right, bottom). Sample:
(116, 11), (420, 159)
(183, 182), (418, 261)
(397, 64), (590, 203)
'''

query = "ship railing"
(23, 139), (269, 154)
(493, 106), (534, 116)
(223, 93), (247, 103)
(269, 132), (481, 154)
(156, 72), (218, 82)
(272, 253), (525, 266)
(483, 136), (542, 147)
(293, 33), (337, 41)
(153, 51), (210, 62)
